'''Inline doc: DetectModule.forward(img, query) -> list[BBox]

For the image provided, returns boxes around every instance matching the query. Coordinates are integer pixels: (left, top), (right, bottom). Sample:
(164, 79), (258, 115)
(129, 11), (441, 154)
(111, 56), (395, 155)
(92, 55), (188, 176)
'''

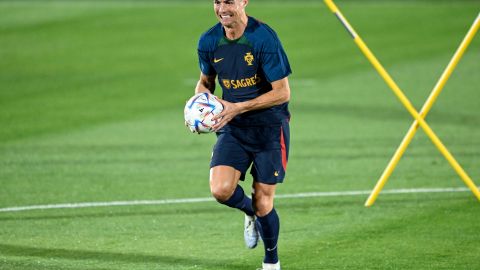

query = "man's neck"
(224, 15), (248, 40)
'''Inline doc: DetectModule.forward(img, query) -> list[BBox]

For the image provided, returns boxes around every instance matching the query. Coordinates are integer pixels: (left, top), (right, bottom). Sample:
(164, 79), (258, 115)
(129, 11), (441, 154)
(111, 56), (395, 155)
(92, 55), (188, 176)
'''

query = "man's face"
(214, 0), (247, 28)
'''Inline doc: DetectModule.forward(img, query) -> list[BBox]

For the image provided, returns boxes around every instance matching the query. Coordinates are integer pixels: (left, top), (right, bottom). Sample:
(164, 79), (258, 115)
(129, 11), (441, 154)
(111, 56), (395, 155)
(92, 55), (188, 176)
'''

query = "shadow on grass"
(0, 204), (229, 222)
(0, 243), (247, 270)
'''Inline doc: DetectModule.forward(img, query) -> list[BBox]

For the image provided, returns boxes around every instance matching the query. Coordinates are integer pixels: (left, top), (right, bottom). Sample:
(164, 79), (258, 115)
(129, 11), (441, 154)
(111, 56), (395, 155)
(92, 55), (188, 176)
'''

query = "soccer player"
(194, 0), (291, 269)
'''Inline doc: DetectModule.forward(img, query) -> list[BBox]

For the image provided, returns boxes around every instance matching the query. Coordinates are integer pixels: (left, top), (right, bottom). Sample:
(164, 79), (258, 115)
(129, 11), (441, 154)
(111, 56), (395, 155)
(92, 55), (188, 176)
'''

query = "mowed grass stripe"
(0, 187), (472, 213)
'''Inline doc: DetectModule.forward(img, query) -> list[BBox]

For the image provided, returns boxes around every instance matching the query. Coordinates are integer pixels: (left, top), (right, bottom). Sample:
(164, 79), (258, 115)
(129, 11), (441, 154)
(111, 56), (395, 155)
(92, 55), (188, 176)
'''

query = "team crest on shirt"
(222, 79), (231, 89)
(244, 52), (254, 66)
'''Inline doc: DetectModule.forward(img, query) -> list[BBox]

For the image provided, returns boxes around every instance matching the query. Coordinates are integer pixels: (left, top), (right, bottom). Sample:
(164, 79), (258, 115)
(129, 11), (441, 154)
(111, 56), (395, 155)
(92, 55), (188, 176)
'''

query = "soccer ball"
(184, 92), (223, 133)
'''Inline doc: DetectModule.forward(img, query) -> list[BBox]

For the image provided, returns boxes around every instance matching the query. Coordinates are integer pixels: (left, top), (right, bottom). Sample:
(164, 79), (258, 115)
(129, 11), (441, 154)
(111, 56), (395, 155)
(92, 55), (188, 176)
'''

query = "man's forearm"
(195, 74), (216, 94)
(237, 86), (290, 114)
(195, 81), (211, 94)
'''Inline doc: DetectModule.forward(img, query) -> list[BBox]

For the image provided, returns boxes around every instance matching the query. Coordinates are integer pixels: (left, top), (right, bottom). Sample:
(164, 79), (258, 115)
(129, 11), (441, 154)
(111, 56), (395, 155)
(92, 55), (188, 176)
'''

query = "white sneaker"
(244, 214), (259, 249)
(258, 261), (281, 270)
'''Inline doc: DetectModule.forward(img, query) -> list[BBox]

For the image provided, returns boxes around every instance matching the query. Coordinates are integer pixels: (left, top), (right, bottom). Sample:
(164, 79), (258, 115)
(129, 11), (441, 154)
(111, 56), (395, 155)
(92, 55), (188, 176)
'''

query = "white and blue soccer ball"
(184, 92), (223, 133)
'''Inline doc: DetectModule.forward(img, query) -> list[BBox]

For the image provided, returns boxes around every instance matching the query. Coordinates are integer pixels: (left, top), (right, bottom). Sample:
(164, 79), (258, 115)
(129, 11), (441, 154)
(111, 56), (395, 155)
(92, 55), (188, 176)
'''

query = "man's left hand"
(212, 99), (244, 131)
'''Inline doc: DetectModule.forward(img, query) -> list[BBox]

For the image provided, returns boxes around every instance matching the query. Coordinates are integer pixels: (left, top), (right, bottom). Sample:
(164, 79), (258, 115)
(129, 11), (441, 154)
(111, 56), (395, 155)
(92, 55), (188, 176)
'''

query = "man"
(194, 0), (291, 269)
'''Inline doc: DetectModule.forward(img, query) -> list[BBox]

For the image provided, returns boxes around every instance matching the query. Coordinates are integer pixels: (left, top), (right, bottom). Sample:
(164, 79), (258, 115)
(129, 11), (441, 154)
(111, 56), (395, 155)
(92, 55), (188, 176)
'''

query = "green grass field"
(1, 0), (480, 269)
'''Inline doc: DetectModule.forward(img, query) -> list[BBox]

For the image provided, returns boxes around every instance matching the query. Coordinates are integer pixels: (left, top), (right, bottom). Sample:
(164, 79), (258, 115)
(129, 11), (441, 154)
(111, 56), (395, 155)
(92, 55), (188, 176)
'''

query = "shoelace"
(246, 220), (254, 231)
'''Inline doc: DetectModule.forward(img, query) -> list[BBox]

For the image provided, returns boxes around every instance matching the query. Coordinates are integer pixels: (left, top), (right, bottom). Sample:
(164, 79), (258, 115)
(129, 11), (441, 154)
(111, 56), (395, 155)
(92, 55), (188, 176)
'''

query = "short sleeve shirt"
(197, 17), (292, 127)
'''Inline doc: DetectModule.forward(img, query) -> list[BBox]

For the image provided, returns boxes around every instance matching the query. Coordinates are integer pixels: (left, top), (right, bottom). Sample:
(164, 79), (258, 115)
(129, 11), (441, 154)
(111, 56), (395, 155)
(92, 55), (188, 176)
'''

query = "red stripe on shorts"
(280, 126), (287, 171)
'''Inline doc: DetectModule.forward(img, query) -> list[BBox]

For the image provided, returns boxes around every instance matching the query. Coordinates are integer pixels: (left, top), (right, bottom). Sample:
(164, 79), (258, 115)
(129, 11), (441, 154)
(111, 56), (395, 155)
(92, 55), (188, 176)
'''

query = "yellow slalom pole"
(324, 0), (480, 202)
(365, 13), (480, 206)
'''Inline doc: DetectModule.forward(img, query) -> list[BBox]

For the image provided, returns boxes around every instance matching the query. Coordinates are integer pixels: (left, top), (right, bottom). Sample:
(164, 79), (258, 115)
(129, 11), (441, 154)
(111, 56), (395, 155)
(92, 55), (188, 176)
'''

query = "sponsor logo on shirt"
(222, 74), (261, 90)
(222, 79), (231, 89)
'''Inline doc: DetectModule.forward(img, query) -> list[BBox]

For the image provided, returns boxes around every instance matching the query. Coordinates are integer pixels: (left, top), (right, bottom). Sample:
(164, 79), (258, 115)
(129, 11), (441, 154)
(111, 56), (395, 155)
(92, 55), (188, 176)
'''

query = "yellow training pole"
(324, 0), (480, 202)
(365, 13), (480, 206)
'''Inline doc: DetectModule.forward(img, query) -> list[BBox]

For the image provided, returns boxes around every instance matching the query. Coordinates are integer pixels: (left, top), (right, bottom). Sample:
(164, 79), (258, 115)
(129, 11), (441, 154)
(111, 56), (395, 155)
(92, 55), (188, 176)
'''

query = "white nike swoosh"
(266, 245), (277, 252)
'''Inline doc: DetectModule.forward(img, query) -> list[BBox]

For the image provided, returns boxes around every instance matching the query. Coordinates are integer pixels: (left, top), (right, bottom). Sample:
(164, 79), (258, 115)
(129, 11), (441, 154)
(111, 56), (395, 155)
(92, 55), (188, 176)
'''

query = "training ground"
(1, 1), (479, 269)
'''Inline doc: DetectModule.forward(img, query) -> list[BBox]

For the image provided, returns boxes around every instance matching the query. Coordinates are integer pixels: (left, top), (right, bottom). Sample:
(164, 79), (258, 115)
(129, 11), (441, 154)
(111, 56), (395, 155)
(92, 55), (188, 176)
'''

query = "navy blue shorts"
(210, 119), (290, 184)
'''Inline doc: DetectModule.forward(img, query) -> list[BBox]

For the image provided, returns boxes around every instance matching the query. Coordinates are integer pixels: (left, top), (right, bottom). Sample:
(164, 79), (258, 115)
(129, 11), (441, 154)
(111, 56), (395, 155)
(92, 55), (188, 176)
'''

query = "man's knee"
(210, 187), (233, 202)
(209, 166), (240, 202)
(210, 180), (235, 202)
(252, 183), (276, 216)
(253, 196), (273, 217)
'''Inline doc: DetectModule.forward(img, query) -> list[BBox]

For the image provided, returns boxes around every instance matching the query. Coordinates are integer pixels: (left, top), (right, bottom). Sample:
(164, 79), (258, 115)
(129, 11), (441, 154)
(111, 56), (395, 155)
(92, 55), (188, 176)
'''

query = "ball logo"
(222, 79), (231, 89)
(244, 52), (254, 66)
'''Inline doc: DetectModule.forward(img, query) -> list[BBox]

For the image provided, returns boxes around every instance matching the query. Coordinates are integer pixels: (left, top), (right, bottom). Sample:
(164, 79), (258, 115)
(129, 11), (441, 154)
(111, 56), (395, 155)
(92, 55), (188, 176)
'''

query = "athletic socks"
(218, 185), (255, 217)
(218, 185), (280, 264)
(256, 208), (280, 264)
